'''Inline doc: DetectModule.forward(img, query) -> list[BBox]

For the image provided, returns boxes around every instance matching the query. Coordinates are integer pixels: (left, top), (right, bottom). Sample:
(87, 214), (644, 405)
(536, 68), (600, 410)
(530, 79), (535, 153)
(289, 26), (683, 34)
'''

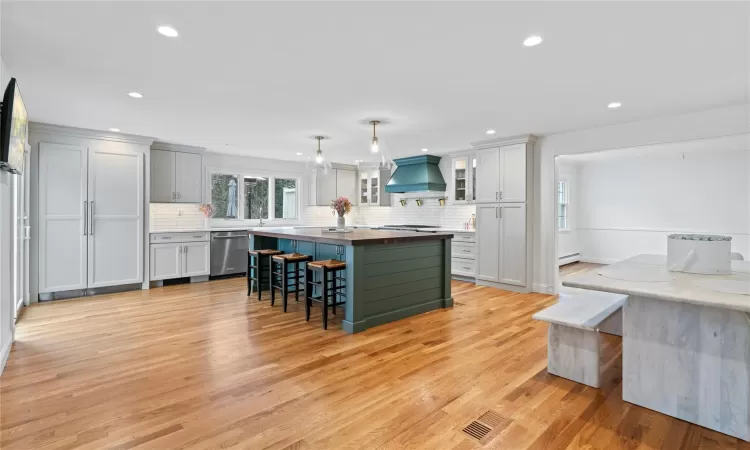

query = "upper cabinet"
(358, 164), (391, 206)
(308, 165), (358, 206)
(452, 154), (477, 203)
(474, 140), (531, 204)
(150, 143), (204, 203)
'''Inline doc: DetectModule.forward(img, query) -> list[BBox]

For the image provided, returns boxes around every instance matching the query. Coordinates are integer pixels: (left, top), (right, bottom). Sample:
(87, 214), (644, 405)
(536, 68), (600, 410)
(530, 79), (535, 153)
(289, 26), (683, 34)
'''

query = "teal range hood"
(385, 155), (446, 193)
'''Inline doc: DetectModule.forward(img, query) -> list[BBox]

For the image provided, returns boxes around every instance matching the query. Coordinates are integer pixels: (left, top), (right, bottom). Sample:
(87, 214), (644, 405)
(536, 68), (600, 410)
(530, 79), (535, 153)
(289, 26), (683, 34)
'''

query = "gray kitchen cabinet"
(150, 143), (204, 203)
(308, 164), (358, 206)
(150, 149), (176, 203)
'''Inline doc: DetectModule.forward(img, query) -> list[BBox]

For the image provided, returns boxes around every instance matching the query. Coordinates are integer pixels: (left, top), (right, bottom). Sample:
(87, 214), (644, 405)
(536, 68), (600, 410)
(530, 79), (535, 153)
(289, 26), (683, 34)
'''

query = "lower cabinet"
(475, 203), (527, 286)
(451, 232), (476, 278)
(149, 232), (210, 281)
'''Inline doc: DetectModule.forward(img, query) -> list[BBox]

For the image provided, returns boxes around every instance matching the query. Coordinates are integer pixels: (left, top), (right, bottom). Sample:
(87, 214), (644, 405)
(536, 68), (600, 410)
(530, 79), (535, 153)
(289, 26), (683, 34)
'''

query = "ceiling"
(557, 134), (750, 163)
(2, 1), (748, 163)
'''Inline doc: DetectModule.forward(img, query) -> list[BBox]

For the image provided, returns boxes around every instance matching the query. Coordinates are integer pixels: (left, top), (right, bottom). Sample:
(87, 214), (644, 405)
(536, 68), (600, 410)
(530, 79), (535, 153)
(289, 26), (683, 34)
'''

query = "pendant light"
(314, 136), (325, 163)
(370, 120), (380, 153)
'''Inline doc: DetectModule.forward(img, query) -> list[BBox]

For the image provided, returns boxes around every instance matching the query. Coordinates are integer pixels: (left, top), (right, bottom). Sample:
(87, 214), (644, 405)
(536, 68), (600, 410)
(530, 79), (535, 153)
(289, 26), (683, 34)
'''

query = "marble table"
(563, 254), (750, 441)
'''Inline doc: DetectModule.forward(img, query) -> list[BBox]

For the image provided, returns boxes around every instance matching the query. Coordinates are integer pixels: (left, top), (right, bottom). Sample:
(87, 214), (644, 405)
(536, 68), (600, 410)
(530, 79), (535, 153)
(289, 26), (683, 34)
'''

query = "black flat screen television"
(0, 78), (28, 174)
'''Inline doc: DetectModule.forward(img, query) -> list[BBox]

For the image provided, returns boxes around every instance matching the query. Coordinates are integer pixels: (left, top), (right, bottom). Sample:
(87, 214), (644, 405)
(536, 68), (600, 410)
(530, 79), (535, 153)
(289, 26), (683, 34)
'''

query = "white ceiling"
(557, 134), (750, 163)
(2, 1), (748, 163)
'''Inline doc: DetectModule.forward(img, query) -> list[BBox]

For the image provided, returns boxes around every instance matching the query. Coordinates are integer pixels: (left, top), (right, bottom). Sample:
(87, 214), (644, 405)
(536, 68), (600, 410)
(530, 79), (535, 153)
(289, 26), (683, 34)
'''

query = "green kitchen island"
(248, 227), (454, 333)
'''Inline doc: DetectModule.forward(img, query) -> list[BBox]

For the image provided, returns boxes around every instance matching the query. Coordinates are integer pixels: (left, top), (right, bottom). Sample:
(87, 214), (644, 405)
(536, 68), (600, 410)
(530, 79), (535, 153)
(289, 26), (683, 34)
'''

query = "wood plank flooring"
(1, 278), (747, 449)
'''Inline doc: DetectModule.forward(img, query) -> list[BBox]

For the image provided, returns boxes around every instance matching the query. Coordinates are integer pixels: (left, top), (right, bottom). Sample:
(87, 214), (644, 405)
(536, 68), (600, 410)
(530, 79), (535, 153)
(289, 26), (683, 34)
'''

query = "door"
(475, 204), (499, 282)
(150, 149), (175, 202)
(475, 148), (500, 203)
(12, 168), (24, 316)
(369, 171), (379, 205)
(500, 144), (526, 203)
(498, 204), (526, 286)
(182, 241), (210, 277)
(175, 152), (202, 203)
(335, 169), (357, 205)
(452, 156), (469, 202)
(88, 147), (144, 288)
(150, 243), (181, 280)
(359, 171), (369, 204)
(22, 150), (30, 306)
(38, 142), (88, 293)
(317, 170), (337, 205)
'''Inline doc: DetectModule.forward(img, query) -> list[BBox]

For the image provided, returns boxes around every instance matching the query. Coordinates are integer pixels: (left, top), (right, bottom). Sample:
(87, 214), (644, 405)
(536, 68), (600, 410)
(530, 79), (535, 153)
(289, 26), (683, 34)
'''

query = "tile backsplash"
(150, 194), (476, 231)
(150, 203), (207, 231)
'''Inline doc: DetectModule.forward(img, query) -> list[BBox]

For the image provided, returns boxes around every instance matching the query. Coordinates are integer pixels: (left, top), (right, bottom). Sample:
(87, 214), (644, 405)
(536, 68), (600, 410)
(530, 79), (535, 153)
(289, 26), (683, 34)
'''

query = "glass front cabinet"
(358, 164), (391, 206)
(452, 154), (477, 203)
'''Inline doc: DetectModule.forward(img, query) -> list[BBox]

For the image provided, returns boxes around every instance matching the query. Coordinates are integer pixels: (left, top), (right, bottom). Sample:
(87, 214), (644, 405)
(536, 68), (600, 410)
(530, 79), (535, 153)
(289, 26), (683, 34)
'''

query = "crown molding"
(29, 122), (155, 146)
(470, 133), (537, 149)
(151, 141), (205, 154)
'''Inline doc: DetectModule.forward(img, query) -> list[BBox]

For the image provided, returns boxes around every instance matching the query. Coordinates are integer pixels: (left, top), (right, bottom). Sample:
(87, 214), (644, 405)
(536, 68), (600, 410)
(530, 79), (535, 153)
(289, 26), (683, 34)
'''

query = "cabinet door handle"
(172, 192), (175, 200)
(499, 191), (503, 200)
(90, 201), (94, 235)
(83, 201), (88, 236)
(499, 207), (502, 219)
(496, 207), (498, 218)
(177, 192), (181, 200)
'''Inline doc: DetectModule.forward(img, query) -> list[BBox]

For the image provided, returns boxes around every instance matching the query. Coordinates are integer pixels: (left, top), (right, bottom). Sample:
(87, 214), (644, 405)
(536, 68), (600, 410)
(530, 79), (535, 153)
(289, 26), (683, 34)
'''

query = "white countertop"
(151, 224), (476, 234)
(562, 254), (750, 313)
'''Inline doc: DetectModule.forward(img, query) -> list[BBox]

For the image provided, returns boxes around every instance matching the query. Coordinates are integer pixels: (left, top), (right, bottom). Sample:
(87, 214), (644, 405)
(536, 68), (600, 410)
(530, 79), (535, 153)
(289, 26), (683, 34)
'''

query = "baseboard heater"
(559, 253), (581, 265)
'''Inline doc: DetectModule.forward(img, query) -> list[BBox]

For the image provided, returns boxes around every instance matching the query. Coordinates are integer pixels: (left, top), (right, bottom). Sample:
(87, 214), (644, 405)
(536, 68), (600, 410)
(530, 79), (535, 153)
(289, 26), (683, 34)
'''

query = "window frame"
(206, 167), (302, 224)
(557, 179), (570, 232)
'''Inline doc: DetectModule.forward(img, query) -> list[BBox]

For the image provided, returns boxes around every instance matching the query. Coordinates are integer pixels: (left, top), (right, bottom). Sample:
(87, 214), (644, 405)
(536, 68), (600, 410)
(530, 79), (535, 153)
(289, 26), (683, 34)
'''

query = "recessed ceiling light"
(296, 152), (303, 156)
(109, 128), (120, 132)
(486, 129), (496, 135)
(608, 102), (622, 109)
(421, 148), (429, 152)
(523, 35), (543, 47)
(128, 92), (143, 98)
(157, 25), (179, 37)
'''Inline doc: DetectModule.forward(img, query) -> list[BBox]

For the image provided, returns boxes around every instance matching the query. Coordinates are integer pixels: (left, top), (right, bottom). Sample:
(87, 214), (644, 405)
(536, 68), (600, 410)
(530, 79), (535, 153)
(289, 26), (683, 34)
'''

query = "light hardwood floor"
(1, 278), (747, 449)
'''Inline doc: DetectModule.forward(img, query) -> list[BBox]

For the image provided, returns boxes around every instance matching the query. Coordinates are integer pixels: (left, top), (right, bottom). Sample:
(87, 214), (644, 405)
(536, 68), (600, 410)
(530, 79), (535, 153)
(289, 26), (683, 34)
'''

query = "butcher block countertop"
(248, 227), (454, 246)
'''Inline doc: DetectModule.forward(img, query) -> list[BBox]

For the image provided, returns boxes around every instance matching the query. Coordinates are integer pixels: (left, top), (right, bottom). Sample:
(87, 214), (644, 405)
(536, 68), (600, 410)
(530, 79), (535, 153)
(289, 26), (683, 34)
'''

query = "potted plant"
(199, 204), (214, 229)
(330, 196), (352, 228)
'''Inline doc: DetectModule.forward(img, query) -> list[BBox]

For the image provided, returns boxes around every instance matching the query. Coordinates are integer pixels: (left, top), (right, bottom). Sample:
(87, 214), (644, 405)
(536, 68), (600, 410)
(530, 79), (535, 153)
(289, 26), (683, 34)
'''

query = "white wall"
(534, 103), (750, 293)
(556, 160), (579, 261)
(574, 144), (749, 264)
(0, 0), (16, 374)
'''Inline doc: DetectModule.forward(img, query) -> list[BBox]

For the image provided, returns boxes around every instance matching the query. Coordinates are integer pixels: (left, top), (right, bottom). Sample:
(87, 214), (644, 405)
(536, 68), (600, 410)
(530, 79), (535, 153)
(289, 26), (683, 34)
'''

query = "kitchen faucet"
(258, 218), (265, 227)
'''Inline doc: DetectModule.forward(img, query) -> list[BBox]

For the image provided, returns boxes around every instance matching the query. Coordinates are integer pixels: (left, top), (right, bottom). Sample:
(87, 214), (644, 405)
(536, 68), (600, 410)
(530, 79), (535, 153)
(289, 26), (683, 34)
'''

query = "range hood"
(385, 155), (446, 193)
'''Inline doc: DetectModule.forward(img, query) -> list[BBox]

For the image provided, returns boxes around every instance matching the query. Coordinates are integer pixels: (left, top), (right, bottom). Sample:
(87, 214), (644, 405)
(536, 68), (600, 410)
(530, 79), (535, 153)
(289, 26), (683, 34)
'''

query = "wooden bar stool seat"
(270, 253), (313, 312)
(305, 259), (347, 330)
(247, 249), (284, 301)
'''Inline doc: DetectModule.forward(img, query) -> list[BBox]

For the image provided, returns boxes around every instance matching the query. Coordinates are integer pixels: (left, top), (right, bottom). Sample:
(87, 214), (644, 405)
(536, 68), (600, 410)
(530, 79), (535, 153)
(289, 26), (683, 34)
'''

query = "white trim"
(558, 254), (581, 266)
(470, 133), (537, 149)
(577, 226), (749, 236)
(29, 122), (154, 146)
(0, 339), (11, 375)
(151, 141), (205, 154)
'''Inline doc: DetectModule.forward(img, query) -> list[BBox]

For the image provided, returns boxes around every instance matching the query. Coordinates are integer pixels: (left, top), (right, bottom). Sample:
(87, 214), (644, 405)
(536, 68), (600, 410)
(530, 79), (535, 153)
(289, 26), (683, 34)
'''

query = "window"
(211, 174), (239, 219)
(558, 180), (569, 230)
(274, 178), (297, 219)
(209, 171), (299, 222)
(244, 177), (269, 219)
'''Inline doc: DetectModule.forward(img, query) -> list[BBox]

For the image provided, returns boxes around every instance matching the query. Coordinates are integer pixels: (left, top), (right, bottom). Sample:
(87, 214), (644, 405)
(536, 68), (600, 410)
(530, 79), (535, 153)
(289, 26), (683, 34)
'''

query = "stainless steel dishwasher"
(210, 230), (249, 276)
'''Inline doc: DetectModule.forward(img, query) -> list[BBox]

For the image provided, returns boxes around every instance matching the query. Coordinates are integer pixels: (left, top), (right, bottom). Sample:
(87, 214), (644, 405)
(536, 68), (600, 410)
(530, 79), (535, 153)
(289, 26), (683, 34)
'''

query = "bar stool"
(270, 253), (313, 312)
(305, 259), (347, 330)
(247, 249), (284, 301)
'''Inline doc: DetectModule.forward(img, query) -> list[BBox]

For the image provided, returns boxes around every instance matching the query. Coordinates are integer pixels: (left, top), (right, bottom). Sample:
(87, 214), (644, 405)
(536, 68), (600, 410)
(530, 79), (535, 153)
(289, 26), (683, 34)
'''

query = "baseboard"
(579, 257), (619, 265)
(476, 279), (531, 293)
(0, 339), (11, 376)
(558, 254), (581, 266)
(533, 283), (555, 294)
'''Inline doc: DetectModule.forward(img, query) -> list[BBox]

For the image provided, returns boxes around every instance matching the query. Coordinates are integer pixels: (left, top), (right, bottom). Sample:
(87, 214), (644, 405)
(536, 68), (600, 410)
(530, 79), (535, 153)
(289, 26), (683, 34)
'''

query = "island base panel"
(623, 295), (750, 442)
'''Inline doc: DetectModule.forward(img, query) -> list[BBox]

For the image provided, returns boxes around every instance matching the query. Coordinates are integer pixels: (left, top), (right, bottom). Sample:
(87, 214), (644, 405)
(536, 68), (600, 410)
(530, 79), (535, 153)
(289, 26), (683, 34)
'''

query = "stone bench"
(532, 289), (628, 388)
